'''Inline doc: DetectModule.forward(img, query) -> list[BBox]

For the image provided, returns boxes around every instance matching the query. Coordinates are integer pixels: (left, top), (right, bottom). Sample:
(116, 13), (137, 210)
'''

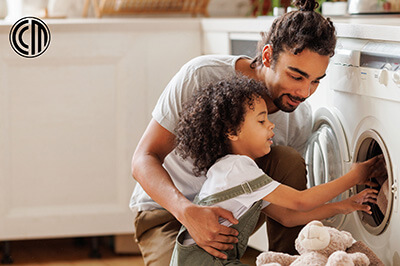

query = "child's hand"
(339, 188), (378, 215)
(350, 155), (386, 187)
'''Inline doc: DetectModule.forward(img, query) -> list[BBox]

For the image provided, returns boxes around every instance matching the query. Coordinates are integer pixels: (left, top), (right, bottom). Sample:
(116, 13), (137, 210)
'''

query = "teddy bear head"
(295, 220), (355, 258)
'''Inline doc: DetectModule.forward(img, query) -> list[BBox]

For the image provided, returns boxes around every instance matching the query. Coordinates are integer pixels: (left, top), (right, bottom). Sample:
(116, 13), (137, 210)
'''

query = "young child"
(170, 76), (381, 266)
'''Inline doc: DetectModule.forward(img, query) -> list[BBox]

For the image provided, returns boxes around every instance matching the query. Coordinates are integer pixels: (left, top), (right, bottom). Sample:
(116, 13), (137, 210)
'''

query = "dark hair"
(251, 0), (336, 68)
(175, 76), (266, 176)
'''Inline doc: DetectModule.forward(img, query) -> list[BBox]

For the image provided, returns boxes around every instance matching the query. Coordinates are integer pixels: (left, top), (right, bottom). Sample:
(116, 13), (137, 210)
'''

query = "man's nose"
(296, 82), (312, 99)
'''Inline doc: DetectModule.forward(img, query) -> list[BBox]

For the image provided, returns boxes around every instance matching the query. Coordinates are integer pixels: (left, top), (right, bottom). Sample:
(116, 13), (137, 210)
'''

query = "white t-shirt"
(183, 154), (280, 245)
(130, 54), (312, 212)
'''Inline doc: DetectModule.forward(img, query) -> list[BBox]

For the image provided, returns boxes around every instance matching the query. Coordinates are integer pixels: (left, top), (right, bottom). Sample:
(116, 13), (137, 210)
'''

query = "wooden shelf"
(83, 0), (210, 18)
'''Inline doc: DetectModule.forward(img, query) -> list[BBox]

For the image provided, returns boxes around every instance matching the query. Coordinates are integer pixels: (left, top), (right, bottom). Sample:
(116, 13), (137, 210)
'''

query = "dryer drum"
(354, 130), (392, 235)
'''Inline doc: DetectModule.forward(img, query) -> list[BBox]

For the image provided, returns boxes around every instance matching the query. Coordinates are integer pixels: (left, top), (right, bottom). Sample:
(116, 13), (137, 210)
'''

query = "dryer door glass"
(305, 124), (343, 197)
(304, 123), (346, 226)
(354, 130), (392, 235)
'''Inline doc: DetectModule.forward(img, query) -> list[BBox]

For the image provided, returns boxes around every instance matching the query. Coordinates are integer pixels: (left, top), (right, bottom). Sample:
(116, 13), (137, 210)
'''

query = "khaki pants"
(132, 145), (307, 266)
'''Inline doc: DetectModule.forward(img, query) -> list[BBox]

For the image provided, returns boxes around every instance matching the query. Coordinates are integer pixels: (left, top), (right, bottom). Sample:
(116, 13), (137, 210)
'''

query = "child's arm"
(263, 188), (378, 227)
(263, 155), (384, 211)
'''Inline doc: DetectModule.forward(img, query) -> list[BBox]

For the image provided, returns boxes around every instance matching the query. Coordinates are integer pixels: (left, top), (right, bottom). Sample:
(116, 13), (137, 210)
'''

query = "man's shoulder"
(182, 54), (243, 73)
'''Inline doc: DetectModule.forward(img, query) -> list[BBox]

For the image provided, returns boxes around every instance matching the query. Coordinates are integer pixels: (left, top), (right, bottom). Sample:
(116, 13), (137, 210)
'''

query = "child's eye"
(258, 120), (265, 125)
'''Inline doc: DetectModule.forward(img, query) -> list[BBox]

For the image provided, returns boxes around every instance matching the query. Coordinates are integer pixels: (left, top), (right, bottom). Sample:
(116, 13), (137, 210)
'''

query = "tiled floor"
(0, 237), (261, 265)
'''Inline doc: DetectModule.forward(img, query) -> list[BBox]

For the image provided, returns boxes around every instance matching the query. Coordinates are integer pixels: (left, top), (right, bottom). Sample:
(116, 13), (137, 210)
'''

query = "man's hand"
(182, 204), (239, 259)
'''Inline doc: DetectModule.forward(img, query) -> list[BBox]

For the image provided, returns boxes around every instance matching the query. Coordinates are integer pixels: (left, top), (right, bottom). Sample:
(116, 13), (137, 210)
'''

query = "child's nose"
(268, 121), (275, 130)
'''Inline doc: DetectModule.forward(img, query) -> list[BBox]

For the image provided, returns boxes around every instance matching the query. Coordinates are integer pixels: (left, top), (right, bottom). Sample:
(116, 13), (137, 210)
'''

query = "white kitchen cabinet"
(202, 31), (230, 55)
(0, 19), (201, 241)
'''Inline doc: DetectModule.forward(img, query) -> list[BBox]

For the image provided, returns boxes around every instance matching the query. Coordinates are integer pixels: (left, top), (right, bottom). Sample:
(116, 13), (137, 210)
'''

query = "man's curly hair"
(251, 0), (336, 69)
(175, 76), (266, 177)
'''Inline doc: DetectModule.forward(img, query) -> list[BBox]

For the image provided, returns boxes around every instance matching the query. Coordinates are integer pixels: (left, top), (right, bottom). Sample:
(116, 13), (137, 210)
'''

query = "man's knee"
(256, 146), (307, 190)
(133, 209), (180, 266)
(137, 224), (178, 266)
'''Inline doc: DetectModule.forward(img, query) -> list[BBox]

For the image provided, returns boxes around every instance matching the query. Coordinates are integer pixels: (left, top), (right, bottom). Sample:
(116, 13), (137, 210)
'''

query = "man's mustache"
(283, 93), (307, 103)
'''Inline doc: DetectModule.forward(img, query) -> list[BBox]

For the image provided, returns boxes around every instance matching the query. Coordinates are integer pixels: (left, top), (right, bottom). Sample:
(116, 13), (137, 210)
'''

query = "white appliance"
(305, 37), (400, 265)
(348, 0), (400, 14)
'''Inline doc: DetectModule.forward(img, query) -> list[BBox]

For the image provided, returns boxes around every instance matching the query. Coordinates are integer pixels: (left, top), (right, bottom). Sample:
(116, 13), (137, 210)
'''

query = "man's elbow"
(131, 154), (141, 181)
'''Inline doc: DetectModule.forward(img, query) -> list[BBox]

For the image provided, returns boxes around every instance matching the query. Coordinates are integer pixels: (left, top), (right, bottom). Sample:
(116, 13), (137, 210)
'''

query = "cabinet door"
(0, 21), (201, 240)
(202, 32), (230, 55)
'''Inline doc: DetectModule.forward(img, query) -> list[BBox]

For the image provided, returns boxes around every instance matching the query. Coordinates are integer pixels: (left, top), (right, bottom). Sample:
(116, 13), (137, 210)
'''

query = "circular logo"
(9, 17), (51, 58)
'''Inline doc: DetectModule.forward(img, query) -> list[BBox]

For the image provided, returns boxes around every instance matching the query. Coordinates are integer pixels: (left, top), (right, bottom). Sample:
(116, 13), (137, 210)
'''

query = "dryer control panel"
(361, 42), (400, 88)
(331, 38), (400, 102)
(360, 42), (400, 70)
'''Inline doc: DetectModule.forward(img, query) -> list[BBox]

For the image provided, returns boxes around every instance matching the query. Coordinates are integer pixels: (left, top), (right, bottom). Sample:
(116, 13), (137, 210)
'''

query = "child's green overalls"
(170, 174), (273, 266)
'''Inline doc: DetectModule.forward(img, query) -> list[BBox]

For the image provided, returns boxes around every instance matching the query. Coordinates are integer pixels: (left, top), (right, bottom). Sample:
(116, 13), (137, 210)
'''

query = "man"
(130, 0), (337, 264)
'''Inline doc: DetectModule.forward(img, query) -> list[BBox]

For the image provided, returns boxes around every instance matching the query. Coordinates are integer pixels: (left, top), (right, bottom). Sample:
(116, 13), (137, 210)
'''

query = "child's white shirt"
(183, 154), (280, 245)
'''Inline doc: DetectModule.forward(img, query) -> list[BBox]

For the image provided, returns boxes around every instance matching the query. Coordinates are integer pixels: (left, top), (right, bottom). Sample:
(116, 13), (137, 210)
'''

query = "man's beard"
(273, 94), (307, 113)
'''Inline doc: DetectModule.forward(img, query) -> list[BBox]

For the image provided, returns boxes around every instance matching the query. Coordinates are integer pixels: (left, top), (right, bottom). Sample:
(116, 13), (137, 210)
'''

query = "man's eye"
(291, 76), (302, 81)
(312, 80), (320, 84)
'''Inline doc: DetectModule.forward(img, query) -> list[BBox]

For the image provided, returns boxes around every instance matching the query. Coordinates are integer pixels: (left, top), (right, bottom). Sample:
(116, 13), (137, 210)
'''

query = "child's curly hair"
(175, 76), (266, 176)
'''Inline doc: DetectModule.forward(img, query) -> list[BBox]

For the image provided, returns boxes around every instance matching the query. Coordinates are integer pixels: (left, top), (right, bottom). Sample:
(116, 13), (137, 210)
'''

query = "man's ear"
(262, 45), (273, 67)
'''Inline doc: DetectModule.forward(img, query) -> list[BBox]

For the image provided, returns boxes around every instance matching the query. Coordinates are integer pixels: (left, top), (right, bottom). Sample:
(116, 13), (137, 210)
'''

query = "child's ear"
(227, 133), (238, 141)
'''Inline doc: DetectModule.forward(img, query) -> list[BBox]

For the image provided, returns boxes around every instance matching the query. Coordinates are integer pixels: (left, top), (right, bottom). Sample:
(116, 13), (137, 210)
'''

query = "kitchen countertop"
(201, 15), (400, 42)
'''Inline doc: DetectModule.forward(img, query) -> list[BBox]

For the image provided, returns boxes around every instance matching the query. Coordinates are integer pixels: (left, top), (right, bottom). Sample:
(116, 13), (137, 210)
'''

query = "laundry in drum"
(355, 143), (388, 227)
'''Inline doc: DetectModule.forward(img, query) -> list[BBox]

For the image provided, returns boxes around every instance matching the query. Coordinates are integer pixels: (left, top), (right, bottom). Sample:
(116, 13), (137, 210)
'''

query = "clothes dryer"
(305, 37), (400, 265)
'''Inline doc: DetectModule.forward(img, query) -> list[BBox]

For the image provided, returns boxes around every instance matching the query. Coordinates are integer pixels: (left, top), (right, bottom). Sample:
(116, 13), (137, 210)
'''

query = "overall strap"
(196, 174), (274, 206)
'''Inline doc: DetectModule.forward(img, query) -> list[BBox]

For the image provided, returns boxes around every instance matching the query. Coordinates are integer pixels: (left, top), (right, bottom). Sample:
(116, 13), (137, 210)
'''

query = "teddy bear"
(256, 220), (370, 266)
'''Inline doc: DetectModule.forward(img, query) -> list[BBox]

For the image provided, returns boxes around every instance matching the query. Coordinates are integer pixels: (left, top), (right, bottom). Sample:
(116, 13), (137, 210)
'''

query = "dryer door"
(353, 128), (393, 235)
(304, 107), (350, 228)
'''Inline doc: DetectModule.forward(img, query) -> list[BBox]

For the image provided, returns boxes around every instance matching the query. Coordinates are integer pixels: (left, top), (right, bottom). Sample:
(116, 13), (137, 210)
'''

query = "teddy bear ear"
(298, 220), (330, 250)
(341, 231), (356, 247)
(308, 220), (324, 227)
